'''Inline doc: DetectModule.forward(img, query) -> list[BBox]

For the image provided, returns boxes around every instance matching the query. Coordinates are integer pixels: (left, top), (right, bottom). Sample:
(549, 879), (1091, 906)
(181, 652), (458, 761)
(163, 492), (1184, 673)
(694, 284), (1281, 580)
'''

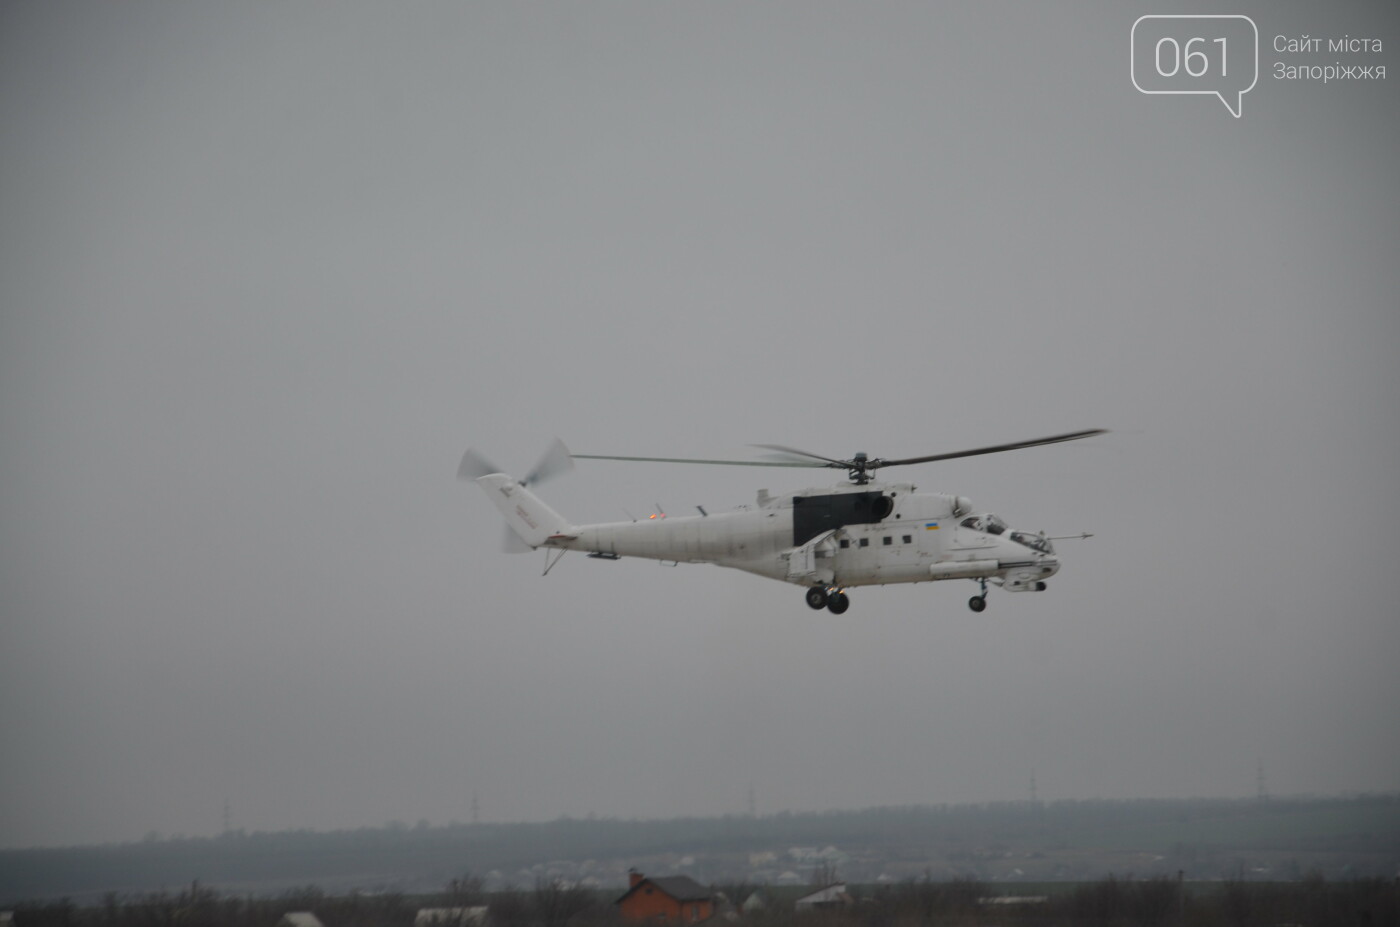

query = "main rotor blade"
(878, 429), (1108, 468)
(571, 453), (827, 469)
(748, 444), (850, 467)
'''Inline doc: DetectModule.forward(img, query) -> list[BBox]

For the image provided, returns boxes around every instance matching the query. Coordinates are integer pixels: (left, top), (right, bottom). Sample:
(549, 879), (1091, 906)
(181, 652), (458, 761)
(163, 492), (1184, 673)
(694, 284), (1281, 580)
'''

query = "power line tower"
(1256, 760), (1270, 802)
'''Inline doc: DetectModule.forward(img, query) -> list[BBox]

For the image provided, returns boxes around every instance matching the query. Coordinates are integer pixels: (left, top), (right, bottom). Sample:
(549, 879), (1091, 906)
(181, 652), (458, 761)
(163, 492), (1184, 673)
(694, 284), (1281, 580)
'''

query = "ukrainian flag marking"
(925, 521), (939, 530)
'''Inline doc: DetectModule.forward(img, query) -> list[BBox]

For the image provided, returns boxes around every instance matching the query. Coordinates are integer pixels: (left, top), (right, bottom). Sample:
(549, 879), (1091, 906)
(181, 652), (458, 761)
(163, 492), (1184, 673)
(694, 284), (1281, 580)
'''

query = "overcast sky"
(2, 0), (1397, 850)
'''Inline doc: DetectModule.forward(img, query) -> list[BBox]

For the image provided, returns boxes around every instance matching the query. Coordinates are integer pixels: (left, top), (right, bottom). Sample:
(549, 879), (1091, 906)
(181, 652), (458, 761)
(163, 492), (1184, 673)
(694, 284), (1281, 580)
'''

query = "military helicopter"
(459, 429), (1105, 613)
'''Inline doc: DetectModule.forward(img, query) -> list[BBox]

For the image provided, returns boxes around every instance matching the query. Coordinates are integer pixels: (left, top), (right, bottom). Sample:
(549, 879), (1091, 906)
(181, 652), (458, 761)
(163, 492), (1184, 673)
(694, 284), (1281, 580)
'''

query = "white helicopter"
(459, 429), (1105, 613)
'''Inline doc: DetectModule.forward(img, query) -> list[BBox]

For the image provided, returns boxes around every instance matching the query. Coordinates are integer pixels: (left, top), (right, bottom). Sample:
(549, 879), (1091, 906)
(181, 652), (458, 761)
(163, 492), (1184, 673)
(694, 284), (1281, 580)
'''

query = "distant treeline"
(4, 795), (1398, 904)
(6, 873), (1399, 927)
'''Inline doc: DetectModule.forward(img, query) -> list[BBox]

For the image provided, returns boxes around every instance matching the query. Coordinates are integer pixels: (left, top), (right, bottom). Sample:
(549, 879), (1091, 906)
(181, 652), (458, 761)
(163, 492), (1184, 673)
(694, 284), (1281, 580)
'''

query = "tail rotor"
(521, 437), (574, 487)
(458, 439), (575, 552)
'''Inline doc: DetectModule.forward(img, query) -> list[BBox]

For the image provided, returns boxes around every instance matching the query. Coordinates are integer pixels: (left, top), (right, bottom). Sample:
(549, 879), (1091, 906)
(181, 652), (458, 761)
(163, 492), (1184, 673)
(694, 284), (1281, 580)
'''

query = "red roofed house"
(615, 871), (715, 924)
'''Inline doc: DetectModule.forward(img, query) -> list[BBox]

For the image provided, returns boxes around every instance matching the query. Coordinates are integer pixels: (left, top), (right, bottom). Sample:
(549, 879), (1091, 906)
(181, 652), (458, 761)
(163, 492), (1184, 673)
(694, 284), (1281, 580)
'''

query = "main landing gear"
(806, 586), (849, 614)
(968, 578), (989, 613)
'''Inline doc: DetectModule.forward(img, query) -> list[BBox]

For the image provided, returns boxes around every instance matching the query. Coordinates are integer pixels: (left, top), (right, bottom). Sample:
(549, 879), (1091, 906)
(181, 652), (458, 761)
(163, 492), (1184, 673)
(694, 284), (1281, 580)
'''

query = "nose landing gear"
(805, 586), (850, 614)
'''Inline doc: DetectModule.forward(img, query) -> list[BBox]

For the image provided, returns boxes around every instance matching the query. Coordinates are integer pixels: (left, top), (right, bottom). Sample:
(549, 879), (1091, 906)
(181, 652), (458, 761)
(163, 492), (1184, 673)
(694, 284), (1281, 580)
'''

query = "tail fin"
(475, 473), (574, 549)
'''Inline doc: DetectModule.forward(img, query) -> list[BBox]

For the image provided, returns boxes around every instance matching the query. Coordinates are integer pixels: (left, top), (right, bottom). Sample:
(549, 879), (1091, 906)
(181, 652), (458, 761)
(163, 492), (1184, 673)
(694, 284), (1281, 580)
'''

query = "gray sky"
(2, 0), (1397, 849)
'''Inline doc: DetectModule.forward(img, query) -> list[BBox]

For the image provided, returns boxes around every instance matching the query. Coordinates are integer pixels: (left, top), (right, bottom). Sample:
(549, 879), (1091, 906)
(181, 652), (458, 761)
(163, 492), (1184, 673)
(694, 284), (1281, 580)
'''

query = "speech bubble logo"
(1132, 15), (1258, 117)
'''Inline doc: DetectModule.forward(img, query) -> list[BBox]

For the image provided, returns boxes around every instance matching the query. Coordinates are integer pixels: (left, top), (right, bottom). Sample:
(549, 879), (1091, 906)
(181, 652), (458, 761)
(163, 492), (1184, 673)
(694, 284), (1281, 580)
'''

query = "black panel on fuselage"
(792, 492), (892, 546)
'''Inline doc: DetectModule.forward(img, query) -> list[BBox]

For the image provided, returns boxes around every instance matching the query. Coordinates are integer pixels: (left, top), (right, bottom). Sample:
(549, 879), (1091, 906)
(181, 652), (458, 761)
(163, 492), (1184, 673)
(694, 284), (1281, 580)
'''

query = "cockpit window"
(961, 513), (1008, 535)
(1010, 531), (1054, 554)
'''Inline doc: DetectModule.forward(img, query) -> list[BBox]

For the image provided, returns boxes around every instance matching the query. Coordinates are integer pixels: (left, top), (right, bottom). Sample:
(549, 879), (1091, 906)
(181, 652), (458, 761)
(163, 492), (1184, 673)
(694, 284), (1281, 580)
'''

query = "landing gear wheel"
(805, 587), (829, 610)
(827, 591), (850, 615)
(968, 595), (987, 613)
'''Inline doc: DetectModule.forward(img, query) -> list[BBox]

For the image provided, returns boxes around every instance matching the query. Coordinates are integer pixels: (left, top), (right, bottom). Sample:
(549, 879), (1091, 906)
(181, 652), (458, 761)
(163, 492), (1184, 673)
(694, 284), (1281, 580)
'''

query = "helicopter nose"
(1000, 557), (1059, 592)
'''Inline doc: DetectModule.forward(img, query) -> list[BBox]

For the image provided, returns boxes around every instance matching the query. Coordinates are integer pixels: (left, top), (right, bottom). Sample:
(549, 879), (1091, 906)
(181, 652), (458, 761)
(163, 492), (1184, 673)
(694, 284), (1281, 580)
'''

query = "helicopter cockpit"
(1010, 530), (1054, 555)
(960, 514), (1055, 555)
(959, 513), (1008, 535)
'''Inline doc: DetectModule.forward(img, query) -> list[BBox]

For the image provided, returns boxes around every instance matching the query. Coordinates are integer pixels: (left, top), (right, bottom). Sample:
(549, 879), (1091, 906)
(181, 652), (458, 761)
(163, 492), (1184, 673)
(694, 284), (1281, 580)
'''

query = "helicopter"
(458, 429), (1105, 613)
